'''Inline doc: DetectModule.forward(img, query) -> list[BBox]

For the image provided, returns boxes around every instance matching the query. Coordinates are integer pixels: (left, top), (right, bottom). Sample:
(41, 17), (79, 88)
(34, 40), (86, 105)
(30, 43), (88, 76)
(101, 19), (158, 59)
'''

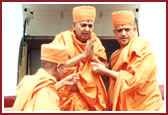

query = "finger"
(72, 74), (80, 80)
(88, 41), (92, 49)
(73, 75), (79, 79)
(89, 41), (94, 48)
(76, 78), (80, 82)
(76, 76), (80, 80)
(88, 39), (91, 45)
(92, 37), (96, 42)
(90, 43), (94, 49)
(90, 62), (98, 66)
(89, 39), (94, 46)
(92, 66), (98, 72)
(86, 40), (90, 48)
(74, 74), (79, 77)
(91, 38), (95, 43)
(74, 78), (79, 84)
(74, 73), (80, 77)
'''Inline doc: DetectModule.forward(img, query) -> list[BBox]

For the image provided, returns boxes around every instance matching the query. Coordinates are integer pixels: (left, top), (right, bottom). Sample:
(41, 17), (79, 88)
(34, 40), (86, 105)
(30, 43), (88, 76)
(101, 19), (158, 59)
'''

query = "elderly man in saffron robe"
(91, 11), (164, 111)
(12, 44), (80, 111)
(51, 6), (107, 111)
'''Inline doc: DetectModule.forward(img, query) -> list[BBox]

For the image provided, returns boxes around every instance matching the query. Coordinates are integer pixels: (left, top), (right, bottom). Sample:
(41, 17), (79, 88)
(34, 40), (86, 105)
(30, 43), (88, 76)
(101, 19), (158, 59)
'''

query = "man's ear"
(113, 29), (117, 37)
(133, 27), (137, 32)
(113, 29), (116, 34)
(72, 22), (76, 30)
(55, 64), (59, 72)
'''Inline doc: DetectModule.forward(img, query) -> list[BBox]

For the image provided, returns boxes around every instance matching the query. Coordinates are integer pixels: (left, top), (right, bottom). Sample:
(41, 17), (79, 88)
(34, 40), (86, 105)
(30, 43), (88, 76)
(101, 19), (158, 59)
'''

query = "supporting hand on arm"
(91, 62), (118, 79)
(55, 73), (80, 90)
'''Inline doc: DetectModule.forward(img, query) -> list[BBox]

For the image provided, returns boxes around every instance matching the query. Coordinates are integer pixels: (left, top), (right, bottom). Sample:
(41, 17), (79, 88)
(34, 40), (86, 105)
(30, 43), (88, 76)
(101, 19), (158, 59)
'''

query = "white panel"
(139, 2), (166, 85)
(2, 3), (23, 96)
(22, 4), (140, 36)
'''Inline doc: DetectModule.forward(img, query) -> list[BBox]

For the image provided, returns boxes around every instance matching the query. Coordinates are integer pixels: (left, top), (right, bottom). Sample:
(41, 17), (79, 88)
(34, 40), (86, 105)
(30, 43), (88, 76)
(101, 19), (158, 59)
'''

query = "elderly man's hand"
(91, 62), (107, 75)
(63, 73), (80, 86)
(83, 37), (95, 59)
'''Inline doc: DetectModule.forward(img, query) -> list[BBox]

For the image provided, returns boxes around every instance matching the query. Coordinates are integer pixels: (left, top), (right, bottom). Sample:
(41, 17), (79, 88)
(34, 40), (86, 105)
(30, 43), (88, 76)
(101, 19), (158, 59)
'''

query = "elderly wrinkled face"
(113, 25), (136, 47)
(73, 20), (94, 42)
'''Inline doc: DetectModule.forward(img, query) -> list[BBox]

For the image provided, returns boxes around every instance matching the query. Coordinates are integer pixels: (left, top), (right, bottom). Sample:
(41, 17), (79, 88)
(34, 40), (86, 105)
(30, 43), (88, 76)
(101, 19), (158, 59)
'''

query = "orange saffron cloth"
(112, 11), (134, 29)
(12, 68), (60, 111)
(72, 6), (96, 23)
(51, 30), (107, 111)
(108, 36), (164, 111)
(41, 44), (68, 64)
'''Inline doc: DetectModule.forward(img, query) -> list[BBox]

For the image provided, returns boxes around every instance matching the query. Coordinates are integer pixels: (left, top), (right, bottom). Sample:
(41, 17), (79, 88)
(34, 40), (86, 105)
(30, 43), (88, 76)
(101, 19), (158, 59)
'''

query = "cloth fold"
(51, 30), (107, 111)
(12, 68), (60, 111)
(108, 36), (164, 111)
(41, 44), (68, 64)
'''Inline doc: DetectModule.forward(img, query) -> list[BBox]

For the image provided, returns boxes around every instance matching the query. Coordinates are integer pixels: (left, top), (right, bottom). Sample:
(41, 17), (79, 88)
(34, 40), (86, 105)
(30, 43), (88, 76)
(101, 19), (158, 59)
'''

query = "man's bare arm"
(55, 73), (80, 90)
(91, 62), (118, 79)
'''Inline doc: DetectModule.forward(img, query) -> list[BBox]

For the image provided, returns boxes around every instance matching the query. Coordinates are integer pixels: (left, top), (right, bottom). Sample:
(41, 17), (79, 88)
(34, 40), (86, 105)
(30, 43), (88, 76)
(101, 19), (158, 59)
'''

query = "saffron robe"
(12, 68), (60, 111)
(108, 36), (164, 111)
(51, 30), (107, 111)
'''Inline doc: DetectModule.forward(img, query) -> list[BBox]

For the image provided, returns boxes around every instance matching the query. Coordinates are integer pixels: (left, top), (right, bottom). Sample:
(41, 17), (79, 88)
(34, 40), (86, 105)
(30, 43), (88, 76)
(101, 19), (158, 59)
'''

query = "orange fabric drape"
(51, 30), (107, 111)
(41, 44), (68, 64)
(108, 36), (164, 111)
(73, 6), (96, 23)
(112, 11), (134, 29)
(12, 68), (60, 111)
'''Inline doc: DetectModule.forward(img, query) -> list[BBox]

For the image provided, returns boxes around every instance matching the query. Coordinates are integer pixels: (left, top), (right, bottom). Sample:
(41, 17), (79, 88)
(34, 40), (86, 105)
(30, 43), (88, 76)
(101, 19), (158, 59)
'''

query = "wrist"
(91, 56), (97, 62)
(81, 53), (87, 59)
(102, 67), (109, 76)
(61, 78), (66, 86)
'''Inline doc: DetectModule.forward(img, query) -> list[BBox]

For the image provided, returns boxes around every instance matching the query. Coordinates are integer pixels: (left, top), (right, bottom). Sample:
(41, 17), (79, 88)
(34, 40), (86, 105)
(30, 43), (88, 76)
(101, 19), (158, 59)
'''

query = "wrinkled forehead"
(115, 25), (133, 30)
(76, 20), (94, 25)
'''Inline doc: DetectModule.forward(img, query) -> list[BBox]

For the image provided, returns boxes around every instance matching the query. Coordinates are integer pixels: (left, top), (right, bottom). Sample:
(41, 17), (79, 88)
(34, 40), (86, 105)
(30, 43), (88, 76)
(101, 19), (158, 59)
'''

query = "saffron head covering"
(73, 6), (96, 22)
(41, 44), (68, 64)
(112, 11), (135, 29)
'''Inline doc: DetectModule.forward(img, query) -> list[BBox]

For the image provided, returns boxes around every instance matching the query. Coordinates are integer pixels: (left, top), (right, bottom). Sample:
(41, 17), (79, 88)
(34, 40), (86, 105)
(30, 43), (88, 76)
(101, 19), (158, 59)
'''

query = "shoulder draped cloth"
(12, 68), (60, 111)
(51, 30), (107, 111)
(108, 36), (164, 111)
